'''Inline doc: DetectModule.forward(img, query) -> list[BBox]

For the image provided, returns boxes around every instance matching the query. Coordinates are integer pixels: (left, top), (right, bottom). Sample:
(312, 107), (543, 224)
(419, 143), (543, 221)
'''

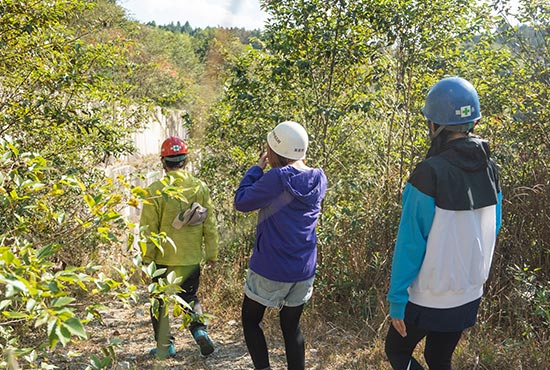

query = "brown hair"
(267, 145), (294, 168)
(162, 155), (188, 171)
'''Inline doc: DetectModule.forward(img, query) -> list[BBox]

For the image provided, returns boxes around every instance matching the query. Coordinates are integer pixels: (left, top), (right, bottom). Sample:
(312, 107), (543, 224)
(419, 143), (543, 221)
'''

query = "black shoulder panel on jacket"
(409, 139), (500, 211)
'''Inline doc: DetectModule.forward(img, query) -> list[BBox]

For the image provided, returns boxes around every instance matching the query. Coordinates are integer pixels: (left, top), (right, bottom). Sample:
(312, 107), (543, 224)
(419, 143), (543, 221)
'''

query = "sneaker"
(193, 330), (215, 356)
(149, 343), (176, 358)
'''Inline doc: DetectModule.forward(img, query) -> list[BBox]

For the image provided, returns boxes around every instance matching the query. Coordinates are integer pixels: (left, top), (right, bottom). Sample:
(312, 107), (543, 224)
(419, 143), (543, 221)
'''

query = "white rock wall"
(127, 107), (188, 159)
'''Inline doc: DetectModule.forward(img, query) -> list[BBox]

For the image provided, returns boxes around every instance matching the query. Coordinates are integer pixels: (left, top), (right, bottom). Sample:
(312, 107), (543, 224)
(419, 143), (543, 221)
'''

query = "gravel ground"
(49, 291), (322, 370)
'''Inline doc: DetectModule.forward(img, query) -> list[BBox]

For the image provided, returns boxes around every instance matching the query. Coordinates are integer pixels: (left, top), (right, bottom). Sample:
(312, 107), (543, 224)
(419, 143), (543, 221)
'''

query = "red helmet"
(161, 136), (188, 157)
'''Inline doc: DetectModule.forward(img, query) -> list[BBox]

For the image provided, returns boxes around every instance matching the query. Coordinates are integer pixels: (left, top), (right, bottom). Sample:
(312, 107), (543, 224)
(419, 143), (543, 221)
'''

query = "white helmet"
(267, 121), (308, 160)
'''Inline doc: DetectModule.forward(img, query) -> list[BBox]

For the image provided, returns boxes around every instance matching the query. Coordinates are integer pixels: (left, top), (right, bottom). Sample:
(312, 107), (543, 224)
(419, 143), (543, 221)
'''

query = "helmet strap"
(444, 122), (475, 133)
(429, 124), (446, 140)
(430, 121), (475, 140)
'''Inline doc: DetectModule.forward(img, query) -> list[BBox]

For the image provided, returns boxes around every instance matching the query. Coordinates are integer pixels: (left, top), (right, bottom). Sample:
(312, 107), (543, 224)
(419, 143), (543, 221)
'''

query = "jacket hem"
(249, 266), (315, 283)
(409, 286), (483, 309)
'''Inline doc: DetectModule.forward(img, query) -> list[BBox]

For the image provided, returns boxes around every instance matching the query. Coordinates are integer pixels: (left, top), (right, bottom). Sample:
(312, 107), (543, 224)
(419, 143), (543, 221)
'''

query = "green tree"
(125, 24), (202, 107)
(0, 1), (146, 367)
(203, 0), (495, 320)
(0, 0), (143, 165)
(0, 0), (233, 365)
(471, 2), (550, 360)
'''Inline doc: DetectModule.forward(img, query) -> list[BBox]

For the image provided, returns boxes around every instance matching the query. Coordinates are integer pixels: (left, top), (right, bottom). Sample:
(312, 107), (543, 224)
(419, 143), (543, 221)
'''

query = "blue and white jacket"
(235, 165), (327, 282)
(388, 137), (502, 320)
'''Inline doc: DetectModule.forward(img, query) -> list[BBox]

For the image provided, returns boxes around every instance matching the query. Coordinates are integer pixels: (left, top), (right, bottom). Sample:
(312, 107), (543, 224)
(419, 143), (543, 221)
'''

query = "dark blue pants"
(385, 322), (462, 370)
(151, 264), (206, 342)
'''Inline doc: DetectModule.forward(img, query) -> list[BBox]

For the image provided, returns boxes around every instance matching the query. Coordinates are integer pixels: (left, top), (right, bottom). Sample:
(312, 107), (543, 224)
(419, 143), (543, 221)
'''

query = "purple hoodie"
(234, 165), (328, 282)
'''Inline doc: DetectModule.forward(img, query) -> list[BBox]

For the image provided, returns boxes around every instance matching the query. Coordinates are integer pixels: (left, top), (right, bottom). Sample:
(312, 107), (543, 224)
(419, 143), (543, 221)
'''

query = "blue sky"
(117, 0), (269, 29)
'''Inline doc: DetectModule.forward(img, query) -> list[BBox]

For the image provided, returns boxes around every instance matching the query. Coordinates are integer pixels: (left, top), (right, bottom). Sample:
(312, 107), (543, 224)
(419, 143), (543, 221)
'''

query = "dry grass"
(202, 265), (550, 370)
(30, 259), (549, 370)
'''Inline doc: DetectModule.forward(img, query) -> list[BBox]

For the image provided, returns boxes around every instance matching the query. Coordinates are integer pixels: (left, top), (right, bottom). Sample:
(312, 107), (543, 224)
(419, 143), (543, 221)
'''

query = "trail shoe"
(193, 329), (215, 356)
(149, 343), (176, 358)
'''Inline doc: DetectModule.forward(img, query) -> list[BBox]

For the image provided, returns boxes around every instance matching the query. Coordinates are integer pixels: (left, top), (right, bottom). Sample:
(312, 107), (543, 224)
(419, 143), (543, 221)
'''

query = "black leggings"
(242, 295), (305, 370)
(385, 323), (462, 370)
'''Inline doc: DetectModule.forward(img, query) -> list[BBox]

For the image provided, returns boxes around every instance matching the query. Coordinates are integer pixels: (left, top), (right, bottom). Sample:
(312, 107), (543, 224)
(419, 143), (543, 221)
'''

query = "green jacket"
(140, 169), (219, 266)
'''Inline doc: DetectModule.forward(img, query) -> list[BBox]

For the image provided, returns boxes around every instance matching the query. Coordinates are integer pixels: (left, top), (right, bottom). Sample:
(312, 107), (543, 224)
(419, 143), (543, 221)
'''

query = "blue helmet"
(421, 77), (481, 126)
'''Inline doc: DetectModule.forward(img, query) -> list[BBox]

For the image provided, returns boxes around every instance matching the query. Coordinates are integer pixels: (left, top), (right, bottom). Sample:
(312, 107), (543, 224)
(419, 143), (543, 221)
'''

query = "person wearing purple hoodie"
(234, 121), (328, 370)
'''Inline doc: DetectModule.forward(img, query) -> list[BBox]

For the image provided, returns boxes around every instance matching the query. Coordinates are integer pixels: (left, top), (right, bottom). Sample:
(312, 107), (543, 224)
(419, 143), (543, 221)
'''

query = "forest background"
(1, 0), (549, 369)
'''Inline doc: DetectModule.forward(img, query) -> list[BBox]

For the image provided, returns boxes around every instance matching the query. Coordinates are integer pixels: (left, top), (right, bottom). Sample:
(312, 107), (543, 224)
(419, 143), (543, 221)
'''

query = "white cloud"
(118, 0), (268, 29)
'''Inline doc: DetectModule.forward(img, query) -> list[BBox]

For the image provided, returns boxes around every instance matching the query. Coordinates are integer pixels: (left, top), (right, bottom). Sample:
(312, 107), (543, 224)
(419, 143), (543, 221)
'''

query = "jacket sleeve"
(388, 182), (435, 320)
(496, 191), (502, 236)
(199, 182), (219, 262)
(139, 188), (161, 264)
(234, 166), (280, 212)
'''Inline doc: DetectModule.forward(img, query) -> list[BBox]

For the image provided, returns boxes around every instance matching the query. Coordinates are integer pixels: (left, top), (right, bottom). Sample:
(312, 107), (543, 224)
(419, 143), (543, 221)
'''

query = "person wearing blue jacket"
(385, 77), (502, 370)
(234, 121), (328, 370)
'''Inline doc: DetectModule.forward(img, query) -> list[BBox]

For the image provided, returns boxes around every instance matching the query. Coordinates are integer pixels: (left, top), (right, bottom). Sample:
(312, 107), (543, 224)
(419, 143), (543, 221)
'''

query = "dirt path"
(54, 289), (321, 370)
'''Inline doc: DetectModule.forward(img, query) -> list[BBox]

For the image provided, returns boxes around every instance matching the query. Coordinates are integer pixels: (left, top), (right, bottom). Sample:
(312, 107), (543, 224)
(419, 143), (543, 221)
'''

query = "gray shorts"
(244, 269), (315, 308)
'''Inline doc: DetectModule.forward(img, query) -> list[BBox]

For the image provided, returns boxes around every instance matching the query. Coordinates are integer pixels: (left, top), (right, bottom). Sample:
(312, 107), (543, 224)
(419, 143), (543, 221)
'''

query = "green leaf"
(90, 354), (112, 369)
(35, 311), (49, 328)
(2, 278), (28, 296)
(146, 262), (156, 277)
(166, 270), (177, 284)
(56, 324), (71, 347)
(0, 300), (12, 310)
(150, 298), (160, 318)
(23, 349), (37, 364)
(6, 142), (19, 156)
(110, 337), (123, 346)
(63, 317), (87, 339)
(47, 317), (59, 348)
(152, 267), (166, 278)
(2, 311), (28, 319)
(48, 281), (61, 294)
(56, 211), (66, 224)
(36, 243), (60, 260)
(52, 297), (76, 308)
(131, 186), (149, 198)
(83, 194), (95, 208)
(173, 295), (193, 311)
(26, 298), (37, 312)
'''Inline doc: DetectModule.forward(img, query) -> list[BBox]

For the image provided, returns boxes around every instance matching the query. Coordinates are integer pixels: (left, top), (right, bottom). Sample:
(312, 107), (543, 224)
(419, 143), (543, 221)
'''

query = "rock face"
(129, 107), (189, 159)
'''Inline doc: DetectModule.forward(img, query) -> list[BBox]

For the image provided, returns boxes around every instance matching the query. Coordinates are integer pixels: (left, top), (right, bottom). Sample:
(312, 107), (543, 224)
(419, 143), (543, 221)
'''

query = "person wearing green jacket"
(140, 136), (219, 359)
